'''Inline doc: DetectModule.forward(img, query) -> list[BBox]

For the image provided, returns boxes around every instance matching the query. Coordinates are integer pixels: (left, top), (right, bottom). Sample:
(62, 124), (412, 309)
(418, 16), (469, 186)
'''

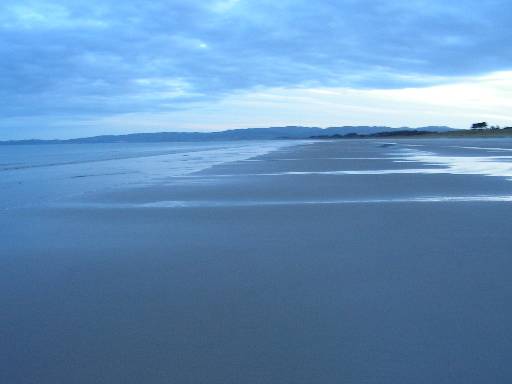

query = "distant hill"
(0, 126), (457, 145)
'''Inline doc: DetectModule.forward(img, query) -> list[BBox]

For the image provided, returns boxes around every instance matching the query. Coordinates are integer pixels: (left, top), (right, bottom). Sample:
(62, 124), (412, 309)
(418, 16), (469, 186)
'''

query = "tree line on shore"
(471, 122), (512, 130)
(311, 123), (512, 139)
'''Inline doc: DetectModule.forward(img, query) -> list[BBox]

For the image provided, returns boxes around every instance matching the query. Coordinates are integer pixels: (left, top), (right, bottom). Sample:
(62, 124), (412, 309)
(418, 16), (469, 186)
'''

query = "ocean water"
(0, 140), (294, 210)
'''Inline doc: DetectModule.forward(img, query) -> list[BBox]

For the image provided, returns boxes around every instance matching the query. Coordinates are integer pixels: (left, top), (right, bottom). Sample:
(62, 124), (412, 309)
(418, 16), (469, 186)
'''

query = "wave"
(65, 195), (512, 209)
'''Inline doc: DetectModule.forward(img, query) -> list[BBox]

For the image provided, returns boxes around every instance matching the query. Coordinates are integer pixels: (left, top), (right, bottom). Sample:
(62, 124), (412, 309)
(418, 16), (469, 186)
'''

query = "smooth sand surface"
(2, 139), (512, 383)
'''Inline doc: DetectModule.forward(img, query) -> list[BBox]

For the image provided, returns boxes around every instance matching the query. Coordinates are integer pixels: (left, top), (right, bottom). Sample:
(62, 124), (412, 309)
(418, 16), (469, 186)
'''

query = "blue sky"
(1, 0), (512, 139)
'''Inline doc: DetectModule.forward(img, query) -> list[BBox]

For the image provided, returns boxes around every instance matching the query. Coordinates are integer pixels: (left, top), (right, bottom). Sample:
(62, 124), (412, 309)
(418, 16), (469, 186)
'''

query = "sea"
(0, 140), (294, 210)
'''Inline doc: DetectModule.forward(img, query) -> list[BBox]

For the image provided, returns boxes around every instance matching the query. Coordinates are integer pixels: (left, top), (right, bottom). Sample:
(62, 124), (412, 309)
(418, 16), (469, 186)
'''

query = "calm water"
(0, 140), (294, 210)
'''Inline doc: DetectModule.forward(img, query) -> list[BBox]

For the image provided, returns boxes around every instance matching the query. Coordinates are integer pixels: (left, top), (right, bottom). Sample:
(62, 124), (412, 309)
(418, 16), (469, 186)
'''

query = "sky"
(1, 0), (512, 139)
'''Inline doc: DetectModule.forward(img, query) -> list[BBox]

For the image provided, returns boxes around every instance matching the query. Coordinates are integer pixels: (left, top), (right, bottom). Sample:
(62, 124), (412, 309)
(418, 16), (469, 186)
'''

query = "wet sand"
(2, 139), (512, 383)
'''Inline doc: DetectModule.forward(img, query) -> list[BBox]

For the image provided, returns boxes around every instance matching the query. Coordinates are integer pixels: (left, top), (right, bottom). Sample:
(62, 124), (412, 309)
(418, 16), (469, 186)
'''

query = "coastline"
(2, 139), (512, 383)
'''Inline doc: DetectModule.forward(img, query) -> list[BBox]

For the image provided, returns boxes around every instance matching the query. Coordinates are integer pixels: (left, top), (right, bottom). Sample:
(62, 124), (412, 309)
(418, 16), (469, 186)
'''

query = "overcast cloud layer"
(1, 0), (512, 138)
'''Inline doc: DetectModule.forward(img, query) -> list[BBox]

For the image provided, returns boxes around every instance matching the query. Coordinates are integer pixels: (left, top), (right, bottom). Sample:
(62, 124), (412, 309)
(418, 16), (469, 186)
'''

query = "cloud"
(0, 1), (108, 29)
(98, 70), (512, 132)
(4, 70), (512, 140)
(210, 0), (241, 13)
(1, 0), (512, 137)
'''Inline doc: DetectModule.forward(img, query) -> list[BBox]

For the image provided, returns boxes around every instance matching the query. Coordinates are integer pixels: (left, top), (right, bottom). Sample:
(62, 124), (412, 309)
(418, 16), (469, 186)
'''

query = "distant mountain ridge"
(0, 126), (457, 144)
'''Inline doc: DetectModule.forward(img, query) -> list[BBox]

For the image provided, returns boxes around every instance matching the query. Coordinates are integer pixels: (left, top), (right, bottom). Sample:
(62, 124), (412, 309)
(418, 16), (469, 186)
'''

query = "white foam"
(202, 146), (512, 181)
(70, 195), (512, 209)
(396, 148), (512, 179)
(142, 196), (512, 207)
(448, 146), (512, 152)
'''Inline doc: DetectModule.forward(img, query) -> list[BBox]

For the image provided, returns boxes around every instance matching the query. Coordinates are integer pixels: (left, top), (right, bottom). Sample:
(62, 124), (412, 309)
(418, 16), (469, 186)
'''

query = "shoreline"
(2, 139), (512, 383)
